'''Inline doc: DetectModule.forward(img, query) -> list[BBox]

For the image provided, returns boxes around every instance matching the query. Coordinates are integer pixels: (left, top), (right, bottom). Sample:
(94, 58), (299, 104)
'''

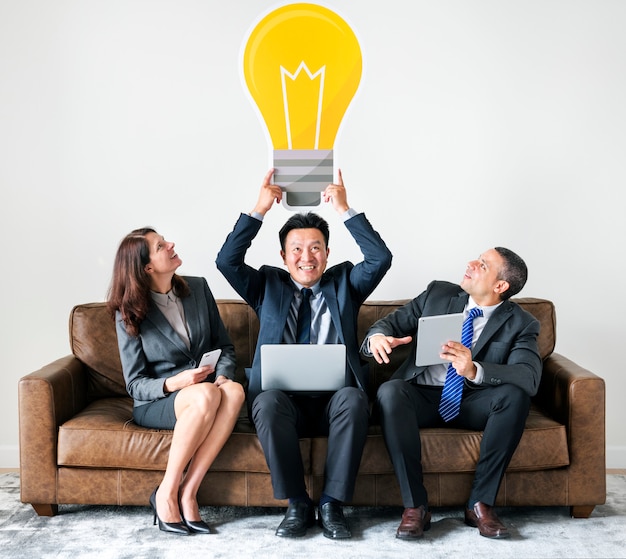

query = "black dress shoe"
(396, 505), (431, 539)
(275, 501), (316, 538)
(464, 501), (510, 539)
(318, 502), (351, 539)
(149, 487), (191, 535)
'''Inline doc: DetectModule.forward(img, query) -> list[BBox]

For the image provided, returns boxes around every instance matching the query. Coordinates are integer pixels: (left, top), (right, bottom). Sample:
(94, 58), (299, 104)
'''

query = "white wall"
(1, 0), (624, 468)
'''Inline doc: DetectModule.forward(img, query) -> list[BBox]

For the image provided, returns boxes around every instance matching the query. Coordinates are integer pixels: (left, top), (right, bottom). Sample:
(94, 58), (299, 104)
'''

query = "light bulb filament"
(281, 62), (326, 150)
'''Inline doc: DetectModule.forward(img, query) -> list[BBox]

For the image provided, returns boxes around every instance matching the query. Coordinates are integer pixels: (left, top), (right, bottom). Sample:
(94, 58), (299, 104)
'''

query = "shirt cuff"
(249, 211), (264, 221)
(364, 332), (385, 355)
(469, 362), (484, 384)
(342, 208), (358, 221)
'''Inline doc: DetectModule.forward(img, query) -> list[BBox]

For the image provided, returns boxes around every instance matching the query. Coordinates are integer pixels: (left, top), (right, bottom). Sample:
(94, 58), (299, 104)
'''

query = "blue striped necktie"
(296, 288), (313, 344)
(439, 307), (483, 422)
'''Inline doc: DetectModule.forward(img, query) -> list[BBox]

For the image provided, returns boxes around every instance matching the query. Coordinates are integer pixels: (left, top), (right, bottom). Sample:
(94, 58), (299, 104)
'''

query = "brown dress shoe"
(464, 501), (510, 539)
(396, 505), (432, 539)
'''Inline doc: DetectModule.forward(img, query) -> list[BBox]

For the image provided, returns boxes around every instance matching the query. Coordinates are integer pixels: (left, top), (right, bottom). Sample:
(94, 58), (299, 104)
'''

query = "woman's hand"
(164, 366), (213, 393)
(214, 376), (233, 387)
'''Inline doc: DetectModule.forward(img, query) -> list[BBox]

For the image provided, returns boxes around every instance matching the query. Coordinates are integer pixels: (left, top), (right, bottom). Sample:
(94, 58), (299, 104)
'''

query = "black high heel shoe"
(179, 494), (211, 534)
(182, 517), (212, 535)
(149, 487), (191, 535)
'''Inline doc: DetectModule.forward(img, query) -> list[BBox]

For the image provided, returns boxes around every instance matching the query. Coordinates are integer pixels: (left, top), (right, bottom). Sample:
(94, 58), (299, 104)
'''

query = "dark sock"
(319, 493), (339, 507)
(289, 494), (312, 506)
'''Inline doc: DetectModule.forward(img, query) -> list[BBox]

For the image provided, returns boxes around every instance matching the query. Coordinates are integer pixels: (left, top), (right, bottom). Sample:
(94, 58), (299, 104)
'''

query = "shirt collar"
(290, 279), (321, 297)
(467, 295), (502, 319)
(151, 289), (177, 307)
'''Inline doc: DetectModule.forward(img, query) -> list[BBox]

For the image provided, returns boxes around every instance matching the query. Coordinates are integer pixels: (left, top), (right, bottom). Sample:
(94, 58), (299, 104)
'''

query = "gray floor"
(1, 473), (625, 559)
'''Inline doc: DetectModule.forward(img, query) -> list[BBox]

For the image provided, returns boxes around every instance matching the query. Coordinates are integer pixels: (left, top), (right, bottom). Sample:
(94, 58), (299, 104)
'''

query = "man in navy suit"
(216, 169), (392, 539)
(361, 248), (541, 540)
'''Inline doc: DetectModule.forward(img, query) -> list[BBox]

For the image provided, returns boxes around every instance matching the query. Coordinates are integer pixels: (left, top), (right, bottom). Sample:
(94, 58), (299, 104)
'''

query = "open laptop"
(415, 313), (464, 366)
(260, 344), (347, 393)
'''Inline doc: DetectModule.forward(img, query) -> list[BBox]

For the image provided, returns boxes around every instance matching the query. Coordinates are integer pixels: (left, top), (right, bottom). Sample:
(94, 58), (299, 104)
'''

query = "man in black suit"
(361, 247), (541, 540)
(217, 169), (392, 539)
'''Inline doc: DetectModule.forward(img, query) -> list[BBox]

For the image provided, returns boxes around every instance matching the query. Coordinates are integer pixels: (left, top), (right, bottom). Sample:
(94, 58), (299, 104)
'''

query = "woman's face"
(144, 232), (182, 279)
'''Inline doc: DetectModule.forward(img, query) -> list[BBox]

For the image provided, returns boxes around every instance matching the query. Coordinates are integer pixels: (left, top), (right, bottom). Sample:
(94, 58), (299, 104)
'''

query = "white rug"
(1, 473), (624, 559)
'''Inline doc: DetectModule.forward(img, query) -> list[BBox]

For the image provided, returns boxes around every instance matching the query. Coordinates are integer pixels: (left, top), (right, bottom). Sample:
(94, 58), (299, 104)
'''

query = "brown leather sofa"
(19, 298), (606, 518)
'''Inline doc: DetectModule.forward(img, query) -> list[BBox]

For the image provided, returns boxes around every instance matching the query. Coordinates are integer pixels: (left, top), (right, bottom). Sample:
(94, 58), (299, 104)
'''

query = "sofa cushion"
(57, 397), (309, 473)
(70, 304), (126, 399)
(57, 399), (567, 475)
(512, 297), (556, 359)
(313, 405), (568, 475)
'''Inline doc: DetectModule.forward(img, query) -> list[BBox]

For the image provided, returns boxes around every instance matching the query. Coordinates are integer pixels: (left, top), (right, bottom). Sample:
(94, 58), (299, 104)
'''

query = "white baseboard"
(3, 444), (626, 470)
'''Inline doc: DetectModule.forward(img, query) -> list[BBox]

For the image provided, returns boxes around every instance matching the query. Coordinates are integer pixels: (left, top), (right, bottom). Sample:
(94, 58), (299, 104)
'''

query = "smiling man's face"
(281, 228), (329, 288)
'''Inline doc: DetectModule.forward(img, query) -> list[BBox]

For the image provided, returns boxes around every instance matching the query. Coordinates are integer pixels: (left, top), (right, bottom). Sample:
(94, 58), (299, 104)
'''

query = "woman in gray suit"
(108, 227), (244, 535)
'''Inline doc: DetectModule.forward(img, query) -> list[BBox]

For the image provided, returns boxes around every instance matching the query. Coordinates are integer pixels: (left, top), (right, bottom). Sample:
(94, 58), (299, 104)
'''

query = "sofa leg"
(570, 505), (595, 518)
(31, 503), (58, 517)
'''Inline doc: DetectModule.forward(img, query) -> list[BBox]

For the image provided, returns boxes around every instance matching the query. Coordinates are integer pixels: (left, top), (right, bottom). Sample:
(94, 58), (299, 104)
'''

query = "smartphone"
(198, 349), (222, 368)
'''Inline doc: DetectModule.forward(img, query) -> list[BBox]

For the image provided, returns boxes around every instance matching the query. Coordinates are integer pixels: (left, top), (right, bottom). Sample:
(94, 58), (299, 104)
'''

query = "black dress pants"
(376, 379), (530, 508)
(252, 387), (369, 502)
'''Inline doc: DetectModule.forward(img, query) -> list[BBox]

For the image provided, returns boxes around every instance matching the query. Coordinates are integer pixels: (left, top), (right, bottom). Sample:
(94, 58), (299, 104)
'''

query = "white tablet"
(415, 313), (464, 366)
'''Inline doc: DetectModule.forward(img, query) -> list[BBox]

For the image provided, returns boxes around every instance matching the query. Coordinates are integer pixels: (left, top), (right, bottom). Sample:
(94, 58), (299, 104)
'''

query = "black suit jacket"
(361, 280), (542, 397)
(216, 212), (393, 407)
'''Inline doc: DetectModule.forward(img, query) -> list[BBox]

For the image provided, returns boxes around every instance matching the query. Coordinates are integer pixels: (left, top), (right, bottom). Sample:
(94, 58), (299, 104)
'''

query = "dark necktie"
(296, 288), (313, 344)
(439, 307), (483, 422)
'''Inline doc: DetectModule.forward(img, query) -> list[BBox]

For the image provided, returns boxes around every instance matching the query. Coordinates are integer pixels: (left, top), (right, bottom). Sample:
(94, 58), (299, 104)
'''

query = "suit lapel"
(181, 290), (200, 353)
(473, 300), (513, 356)
(272, 276), (297, 343)
(145, 304), (192, 357)
(448, 292), (468, 314)
(320, 279), (343, 343)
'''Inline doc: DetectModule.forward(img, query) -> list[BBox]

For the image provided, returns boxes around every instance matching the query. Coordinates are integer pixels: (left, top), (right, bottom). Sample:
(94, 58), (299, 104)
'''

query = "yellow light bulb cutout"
(242, 3), (362, 209)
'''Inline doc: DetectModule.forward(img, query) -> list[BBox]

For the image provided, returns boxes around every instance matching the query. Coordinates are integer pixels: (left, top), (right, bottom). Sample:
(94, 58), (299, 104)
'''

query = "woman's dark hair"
(107, 227), (189, 336)
(278, 212), (330, 251)
(494, 247), (528, 300)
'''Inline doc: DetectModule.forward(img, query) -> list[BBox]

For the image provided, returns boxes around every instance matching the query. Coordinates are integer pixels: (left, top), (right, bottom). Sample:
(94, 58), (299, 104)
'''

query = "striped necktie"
(296, 288), (313, 344)
(439, 307), (483, 422)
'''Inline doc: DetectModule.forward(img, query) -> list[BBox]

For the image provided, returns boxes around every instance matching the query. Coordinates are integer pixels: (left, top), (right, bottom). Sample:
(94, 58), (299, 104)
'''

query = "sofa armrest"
(534, 352), (606, 508)
(18, 355), (89, 510)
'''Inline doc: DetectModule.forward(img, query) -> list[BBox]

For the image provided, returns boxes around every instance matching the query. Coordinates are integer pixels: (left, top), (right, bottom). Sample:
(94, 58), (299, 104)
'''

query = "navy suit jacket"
(216, 212), (392, 407)
(115, 276), (236, 409)
(361, 280), (542, 397)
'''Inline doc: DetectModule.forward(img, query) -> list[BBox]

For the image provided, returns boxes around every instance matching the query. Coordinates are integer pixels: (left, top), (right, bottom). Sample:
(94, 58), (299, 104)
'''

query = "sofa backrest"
(70, 298), (556, 401)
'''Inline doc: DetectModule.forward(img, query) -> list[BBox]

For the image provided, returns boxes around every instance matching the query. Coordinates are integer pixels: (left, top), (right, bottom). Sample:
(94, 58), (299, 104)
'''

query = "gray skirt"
(133, 391), (179, 430)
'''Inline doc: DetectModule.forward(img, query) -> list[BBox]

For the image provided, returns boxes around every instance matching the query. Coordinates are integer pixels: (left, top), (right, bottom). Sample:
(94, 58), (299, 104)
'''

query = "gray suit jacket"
(361, 280), (542, 397)
(115, 276), (236, 408)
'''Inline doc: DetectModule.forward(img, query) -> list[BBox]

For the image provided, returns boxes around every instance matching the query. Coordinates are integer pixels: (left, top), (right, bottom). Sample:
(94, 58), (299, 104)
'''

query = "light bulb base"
(273, 149), (333, 208)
